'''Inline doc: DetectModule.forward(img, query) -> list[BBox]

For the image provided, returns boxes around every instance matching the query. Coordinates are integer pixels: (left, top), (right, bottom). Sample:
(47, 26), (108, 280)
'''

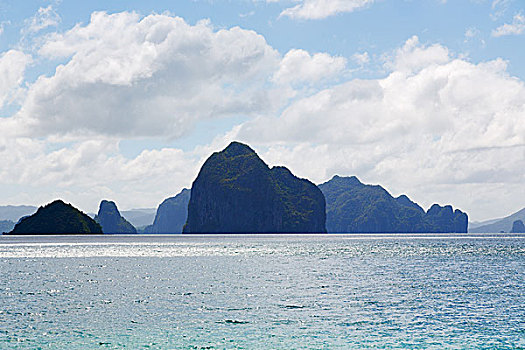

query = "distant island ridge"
(144, 188), (190, 234)
(319, 175), (467, 233)
(469, 207), (525, 233)
(6, 141), (521, 235)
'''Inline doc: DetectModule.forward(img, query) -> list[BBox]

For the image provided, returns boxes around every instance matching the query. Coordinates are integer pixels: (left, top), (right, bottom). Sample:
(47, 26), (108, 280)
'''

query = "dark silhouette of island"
(469, 207), (525, 233)
(94, 200), (136, 234)
(183, 142), (326, 233)
(0, 142), (480, 235)
(510, 220), (525, 233)
(8, 200), (102, 235)
(144, 189), (190, 234)
(319, 175), (468, 233)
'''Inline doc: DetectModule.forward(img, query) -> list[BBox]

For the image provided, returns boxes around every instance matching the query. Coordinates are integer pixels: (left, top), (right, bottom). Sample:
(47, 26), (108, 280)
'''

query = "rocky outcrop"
(424, 204), (468, 233)
(94, 200), (136, 234)
(319, 175), (468, 233)
(9, 200), (102, 235)
(510, 220), (525, 233)
(183, 142), (326, 233)
(144, 189), (190, 234)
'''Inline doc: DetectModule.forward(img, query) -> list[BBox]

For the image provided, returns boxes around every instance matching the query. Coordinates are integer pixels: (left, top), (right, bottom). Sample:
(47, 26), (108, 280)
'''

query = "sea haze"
(1, 234), (524, 348)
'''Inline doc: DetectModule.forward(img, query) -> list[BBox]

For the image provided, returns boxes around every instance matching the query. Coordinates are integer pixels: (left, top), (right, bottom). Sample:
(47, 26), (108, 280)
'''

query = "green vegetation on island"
(319, 175), (468, 233)
(9, 200), (102, 235)
(183, 142), (326, 233)
(94, 200), (137, 234)
(1, 142), (481, 235)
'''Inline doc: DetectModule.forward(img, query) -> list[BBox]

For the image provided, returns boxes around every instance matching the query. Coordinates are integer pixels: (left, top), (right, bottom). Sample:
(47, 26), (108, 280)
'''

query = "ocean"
(0, 234), (524, 349)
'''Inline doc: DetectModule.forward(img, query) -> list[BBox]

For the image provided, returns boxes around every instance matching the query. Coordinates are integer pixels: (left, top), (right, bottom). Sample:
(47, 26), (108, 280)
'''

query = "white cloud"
(279, 0), (375, 20)
(232, 37), (525, 220)
(273, 49), (347, 84)
(0, 11), (360, 213)
(0, 50), (32, 108)
(492, 13), (525, 37)
(490, 0), (512, 20)
(0, 136), (201, 212)
(5, 11), (282, 139)
(23, 5), (60, 34)
(388, 36), (450, 73)
(1, 12), (523, 221)
(352, 51), (370, 66)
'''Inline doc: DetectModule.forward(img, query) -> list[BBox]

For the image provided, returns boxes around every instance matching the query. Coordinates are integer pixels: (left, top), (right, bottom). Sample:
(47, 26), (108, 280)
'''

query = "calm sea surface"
(0, 234), (524, 349)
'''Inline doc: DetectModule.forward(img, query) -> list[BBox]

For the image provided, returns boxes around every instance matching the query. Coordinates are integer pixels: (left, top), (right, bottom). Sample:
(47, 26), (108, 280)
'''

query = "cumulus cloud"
(278, 0), (375, 20)
(0, 136), (201, 211)
(233, 37), (525, 219)
(273, 49), (347, 84)
(6, 11), (282, 139)
(0, 50), (32, 108)
(388, 36), (450, 73)
(492, 13), (525, 37)
(1, 12), (523, 220)
(0, 10), (359, 212)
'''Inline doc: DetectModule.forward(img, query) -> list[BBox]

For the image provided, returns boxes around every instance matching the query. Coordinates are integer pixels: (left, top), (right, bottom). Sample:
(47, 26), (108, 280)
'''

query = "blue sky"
(0, 0), (523, 221)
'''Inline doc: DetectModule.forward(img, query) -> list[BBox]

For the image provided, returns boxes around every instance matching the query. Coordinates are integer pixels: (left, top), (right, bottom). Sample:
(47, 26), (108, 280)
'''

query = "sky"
(0, 0), (523, 222)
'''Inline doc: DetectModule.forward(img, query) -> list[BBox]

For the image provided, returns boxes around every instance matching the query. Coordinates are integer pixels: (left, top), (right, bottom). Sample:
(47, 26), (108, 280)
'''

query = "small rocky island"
(319, 175), (468, 233)
(144, 188), (190, 234)
(9, 200), (102, 235)
(94, 200), (136, 234)
(510, 220), (525, 233)
(183, 142), (326, 233)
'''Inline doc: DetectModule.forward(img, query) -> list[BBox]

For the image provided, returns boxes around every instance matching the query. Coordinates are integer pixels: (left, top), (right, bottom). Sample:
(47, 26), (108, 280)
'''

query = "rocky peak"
(95, 200), (136, 234)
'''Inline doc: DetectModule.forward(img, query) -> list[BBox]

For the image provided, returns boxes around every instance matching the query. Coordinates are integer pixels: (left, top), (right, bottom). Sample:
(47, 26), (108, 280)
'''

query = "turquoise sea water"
(0, 234), (524, 349)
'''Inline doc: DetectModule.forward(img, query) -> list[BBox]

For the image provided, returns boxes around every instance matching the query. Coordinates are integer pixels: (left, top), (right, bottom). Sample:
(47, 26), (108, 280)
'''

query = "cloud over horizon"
(233, 37), (525, 219)
(0, 9), (523, 221)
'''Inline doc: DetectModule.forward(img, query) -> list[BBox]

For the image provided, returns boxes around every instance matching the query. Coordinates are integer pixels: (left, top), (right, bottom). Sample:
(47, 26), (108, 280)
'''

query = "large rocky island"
(144, 188), (190, 234)
(183, 142), (326, 233)
(319, 175), (468, 233)
(94, 200), (136, 234)
(9, 200), (102, 235)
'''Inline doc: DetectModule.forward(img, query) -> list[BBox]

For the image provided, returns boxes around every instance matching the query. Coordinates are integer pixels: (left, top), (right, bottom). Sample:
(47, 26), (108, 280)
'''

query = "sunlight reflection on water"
(1, 234), (524, 349)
